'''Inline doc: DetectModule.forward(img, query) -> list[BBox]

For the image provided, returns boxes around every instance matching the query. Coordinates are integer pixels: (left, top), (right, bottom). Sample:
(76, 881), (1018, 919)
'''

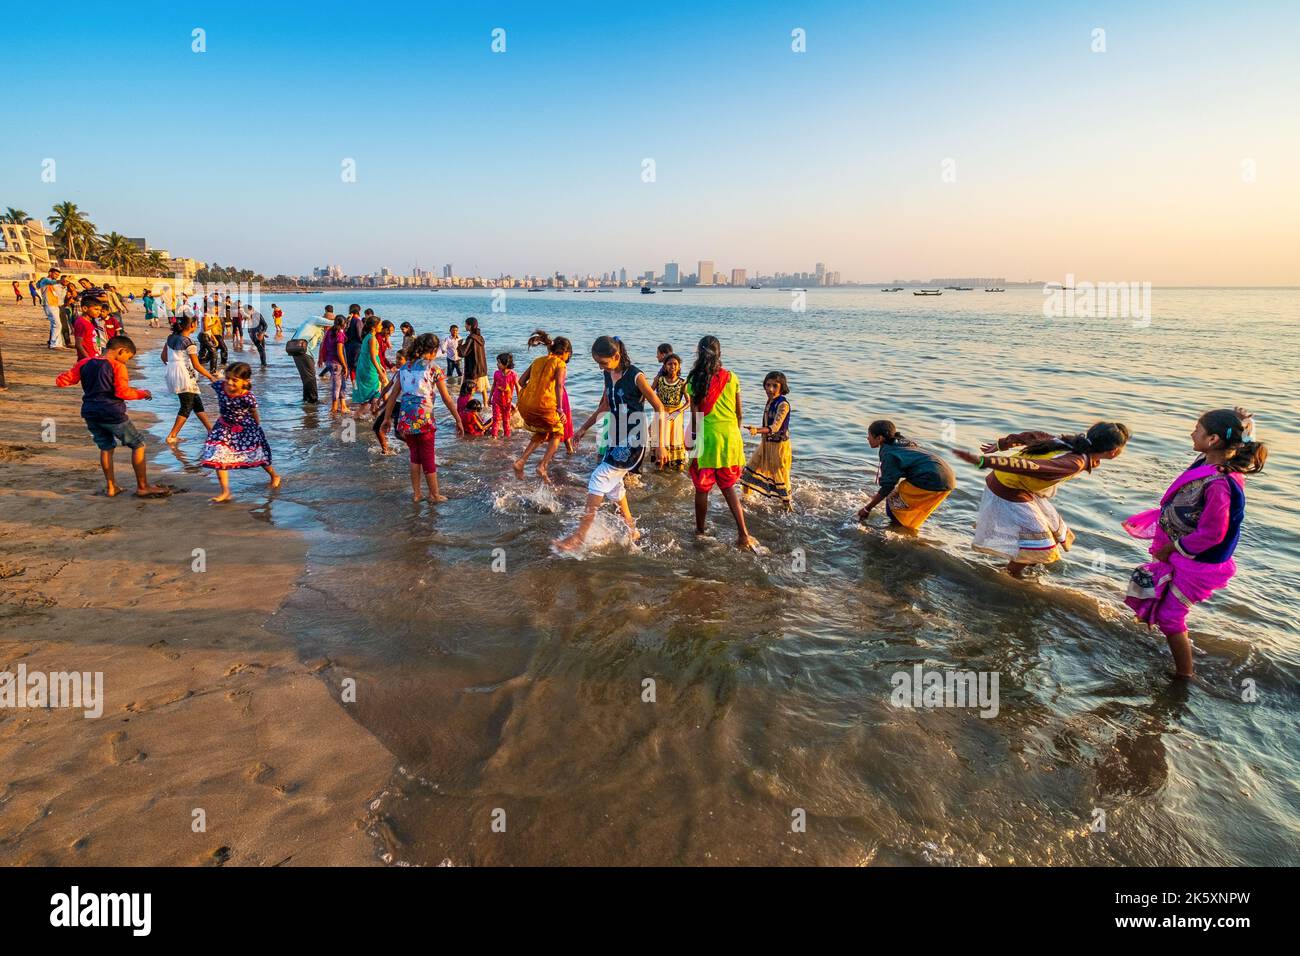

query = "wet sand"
(0, 298), (394, 865)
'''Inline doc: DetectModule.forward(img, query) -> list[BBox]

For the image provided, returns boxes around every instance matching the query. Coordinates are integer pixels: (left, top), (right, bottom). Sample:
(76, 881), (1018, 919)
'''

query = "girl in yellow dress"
(651, 352), (689, 469)
(740, 371), (793, 509)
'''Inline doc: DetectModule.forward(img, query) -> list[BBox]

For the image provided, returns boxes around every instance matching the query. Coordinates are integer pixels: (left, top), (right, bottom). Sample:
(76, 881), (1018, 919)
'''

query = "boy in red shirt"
(72, 289), (108, 360)
(56, 334), (171, 498)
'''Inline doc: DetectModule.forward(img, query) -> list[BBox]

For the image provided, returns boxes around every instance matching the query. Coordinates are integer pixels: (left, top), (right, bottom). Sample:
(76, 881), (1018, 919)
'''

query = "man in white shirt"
(36, 268), (67, 349)
(442, 324), (462, 380)
(286, 305), (336, 403)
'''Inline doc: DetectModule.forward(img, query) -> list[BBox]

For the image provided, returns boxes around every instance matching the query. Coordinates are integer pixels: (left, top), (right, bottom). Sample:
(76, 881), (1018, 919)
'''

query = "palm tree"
(141, 249), (168, 277)
(97, 232), (140, 277)
(48, 201), (98, 261)
(2, 207), (30, 224)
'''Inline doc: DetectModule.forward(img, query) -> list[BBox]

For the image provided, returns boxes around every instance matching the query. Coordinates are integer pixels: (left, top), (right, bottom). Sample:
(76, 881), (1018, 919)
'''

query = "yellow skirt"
(740, 438), (792, 503)
(885, 479), (950, 530)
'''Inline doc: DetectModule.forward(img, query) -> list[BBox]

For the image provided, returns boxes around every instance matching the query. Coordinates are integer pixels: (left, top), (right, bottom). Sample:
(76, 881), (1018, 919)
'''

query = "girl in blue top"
(554, 336), (667, 553)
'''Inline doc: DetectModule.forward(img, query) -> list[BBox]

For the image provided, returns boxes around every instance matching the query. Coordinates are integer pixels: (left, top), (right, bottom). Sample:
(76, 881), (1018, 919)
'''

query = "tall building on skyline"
(664, 261), (679, 286)
(698, 259), (714, 286)
(619, 267), (627, 282)
(442, 263), (452, 278)
(731, 268), (747, 287)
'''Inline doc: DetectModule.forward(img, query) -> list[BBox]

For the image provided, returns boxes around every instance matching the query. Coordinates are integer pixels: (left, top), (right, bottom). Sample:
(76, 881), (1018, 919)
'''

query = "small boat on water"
(640, 285), (656, 294)
(985, 288), (1005, 293)
(914, 289), (943, 296)
(881, 287), (904, 292)
(749, 284), (762, 289)
(662, 288), (683, 292)
(954, 286), (973, 291)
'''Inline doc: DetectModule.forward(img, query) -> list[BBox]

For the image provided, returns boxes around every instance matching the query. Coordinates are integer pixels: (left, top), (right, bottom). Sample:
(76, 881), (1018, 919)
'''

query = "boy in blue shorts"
(55, 332), (171, 498)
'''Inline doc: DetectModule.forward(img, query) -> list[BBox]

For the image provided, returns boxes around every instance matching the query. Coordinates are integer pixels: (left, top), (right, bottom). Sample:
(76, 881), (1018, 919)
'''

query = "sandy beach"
(0, 297), (394, 865)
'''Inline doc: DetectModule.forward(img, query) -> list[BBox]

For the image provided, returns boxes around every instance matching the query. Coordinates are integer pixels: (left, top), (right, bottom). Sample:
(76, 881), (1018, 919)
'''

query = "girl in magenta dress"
(201, 362), (280, 502)
(1122, 408), (1266, 678)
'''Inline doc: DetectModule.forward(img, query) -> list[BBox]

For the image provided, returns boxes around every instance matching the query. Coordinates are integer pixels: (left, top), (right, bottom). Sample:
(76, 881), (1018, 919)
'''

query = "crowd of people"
(31, 287), (1270, 679)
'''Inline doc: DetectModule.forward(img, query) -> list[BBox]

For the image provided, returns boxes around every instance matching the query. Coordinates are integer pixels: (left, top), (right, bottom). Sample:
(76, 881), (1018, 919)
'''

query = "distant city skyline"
(3, 1), (1298, 285)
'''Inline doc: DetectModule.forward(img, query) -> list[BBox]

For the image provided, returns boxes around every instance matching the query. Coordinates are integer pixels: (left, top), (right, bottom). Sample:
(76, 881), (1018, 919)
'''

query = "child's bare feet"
(431, 494), (448, 503)
(536, 465), (552, 484)
(105, 483), (122, 497)
(627, 527), (642, 543)
(512, 459), (526, 479)
(210, 491), (232, 502)
(553, 534), (582, 552)
(136, 484), (173, 499)
(165, 435), (181, 445)
(737, 534), (759, 551)
(269, 474), (282, 489)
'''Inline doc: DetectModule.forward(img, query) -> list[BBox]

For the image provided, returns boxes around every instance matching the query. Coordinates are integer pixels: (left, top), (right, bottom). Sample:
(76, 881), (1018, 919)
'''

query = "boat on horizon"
(985, 287), (1005, 292)
(661, 288), (683, 292)
(640, 285), (655, 294)
(881, 287), (904, 292)
(914, 289), (943, 296)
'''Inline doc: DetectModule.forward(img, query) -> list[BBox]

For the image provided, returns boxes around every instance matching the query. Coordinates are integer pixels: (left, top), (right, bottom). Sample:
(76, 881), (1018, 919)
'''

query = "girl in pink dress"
(490, 352), (519, 438)
(1123, 408), (1267, 678)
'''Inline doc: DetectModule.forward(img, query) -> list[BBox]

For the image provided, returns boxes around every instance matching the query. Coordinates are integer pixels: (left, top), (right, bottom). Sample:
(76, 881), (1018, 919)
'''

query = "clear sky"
(3, 0), (1298, 284)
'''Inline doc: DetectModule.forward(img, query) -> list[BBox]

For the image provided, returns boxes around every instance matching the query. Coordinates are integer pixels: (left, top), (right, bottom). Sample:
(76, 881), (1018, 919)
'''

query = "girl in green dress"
(352, 316), (387, 414)
(685, 335), (758, 550)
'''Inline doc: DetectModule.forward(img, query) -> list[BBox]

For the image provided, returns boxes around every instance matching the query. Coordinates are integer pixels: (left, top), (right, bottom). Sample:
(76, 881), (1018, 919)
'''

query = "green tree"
(48, 201), (99, 261)
(2, 207), (30, 224)
(97, 232), (141, 277)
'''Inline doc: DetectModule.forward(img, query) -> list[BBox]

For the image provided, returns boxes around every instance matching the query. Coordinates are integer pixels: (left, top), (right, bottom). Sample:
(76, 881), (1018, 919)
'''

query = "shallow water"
(142, 287), (1299, 865)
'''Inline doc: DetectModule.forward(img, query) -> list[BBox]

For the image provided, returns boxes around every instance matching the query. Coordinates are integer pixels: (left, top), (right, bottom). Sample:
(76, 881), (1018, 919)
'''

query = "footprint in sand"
(205, 845), (232, 866)
(104, 730), (147, 764)
(123, 689), (192, 714)
(247, 761), (298, 796)
(0, 444), (38, 463)
(148, 639), (180, 661)
(224, 661), (264, 677)
(225, 688), (253, 718)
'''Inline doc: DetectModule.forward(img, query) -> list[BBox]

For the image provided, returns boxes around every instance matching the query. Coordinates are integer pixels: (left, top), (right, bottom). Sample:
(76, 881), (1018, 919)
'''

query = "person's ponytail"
(1223, 441), (1268, 474)
(1022, 421), (1129, 466)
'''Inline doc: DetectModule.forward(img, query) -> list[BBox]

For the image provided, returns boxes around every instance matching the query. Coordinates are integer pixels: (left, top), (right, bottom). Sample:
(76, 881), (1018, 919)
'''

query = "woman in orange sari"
(512, 330), (572, 483)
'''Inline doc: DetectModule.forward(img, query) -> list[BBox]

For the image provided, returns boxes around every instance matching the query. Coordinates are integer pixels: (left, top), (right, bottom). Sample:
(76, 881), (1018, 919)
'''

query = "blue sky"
(3, 0), (1298, 283)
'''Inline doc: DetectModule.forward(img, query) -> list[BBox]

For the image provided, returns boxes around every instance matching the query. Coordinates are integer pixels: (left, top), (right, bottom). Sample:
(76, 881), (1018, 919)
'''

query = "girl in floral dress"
(201, 362), (280, 502)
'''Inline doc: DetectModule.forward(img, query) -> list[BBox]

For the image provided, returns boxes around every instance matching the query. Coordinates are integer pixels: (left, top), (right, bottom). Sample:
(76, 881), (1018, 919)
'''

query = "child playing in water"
(457, 383), (492, 436)
(686, 336), (758, 550)
(161, 313), (217, 443)
(55, 334), (171, 498)
(1123, 408), (1266, 678)
(554, 336), (667, 552)
(952, 422), (1131, 577)
(372, 348), (408, 455)
(271, 304), (283, 338)
(740, 371), (794, 509)
(513, 330), (572, 483)
(318, 315), (351, 416)
(651, 352), (688, 469)
(490, 352), (519, 439)
(381, 333), (463, 503)
(377, 320), (396, 371)
(857, 420), (955, 530)
(201, 362), (281, 502)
